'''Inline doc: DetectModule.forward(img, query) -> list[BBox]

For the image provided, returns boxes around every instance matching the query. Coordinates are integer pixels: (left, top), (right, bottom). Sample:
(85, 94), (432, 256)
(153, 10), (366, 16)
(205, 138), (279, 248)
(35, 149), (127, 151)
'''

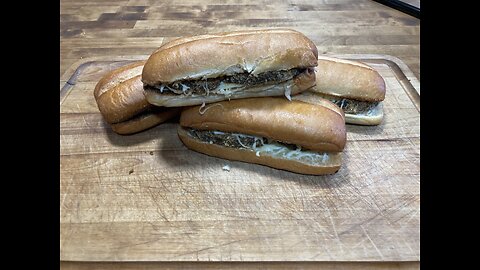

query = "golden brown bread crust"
(178, 127), (341, 175)
(94, 61), (145, 99)
(156, 29), (319, 54)
(96, 75), (151, 123)
(291, 91), (345, 121)
(144, 68), (315, 107)
(93, 61), (180, 134)
(312, 56), (386, 102)
(180, 97), (346, 152)
(142, 29), (318, 84)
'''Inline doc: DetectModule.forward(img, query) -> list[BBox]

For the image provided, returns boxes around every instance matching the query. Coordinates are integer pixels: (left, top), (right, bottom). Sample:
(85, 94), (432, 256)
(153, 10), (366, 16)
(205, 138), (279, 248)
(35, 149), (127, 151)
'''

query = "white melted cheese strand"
(353, 102), (380, 117)
(205, 131), (331, 165)
(284, 85), (292, 101)
(253, 142), (329, 165)
(180, 83), (190, 93)
(198, 102), (206, 114)
(323, 95), (380, 117)
(215, 82), (245, 97)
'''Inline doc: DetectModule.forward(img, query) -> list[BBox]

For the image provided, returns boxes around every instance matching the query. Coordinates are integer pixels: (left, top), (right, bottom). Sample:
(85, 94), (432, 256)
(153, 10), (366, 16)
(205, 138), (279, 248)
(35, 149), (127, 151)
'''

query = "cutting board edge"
(59, 54), (420, 92)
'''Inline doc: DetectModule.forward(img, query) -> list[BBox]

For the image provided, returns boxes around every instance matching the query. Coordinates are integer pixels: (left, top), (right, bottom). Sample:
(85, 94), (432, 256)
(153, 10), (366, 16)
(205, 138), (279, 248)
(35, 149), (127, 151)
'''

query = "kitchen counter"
(60, 0), (420, 80)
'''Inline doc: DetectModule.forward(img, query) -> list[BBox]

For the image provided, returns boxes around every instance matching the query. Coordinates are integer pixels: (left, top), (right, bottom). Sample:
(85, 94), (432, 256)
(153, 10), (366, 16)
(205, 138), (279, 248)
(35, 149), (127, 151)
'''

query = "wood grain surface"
(61, 261), (420, 269)
(60, 0), (420, 81)
(60, 54), (420, 264)
(60, 0), (420, 268)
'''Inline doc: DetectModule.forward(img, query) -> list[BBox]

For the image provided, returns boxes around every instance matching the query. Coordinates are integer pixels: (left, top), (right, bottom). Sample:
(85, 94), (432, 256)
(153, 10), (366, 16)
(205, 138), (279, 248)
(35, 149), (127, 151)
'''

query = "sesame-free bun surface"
(142, 29), (318, 84)
(94, 61), (145, 99)
(312, 56), (386, 102)
(180, 97), (346, 152)
(93, 61), (180, 134)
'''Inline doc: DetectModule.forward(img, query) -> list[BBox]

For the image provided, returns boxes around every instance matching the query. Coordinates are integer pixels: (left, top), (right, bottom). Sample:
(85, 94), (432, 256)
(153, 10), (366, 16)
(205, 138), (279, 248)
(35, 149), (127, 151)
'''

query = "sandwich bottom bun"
(177, 127), (342, 175)
(110, 108), (181, 135)
(144, 68), (315, 107)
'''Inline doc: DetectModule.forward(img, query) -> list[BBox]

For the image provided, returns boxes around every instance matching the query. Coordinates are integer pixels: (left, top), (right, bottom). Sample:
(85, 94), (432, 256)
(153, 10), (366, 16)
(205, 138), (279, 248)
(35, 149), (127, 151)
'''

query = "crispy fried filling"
(148, 68), (305, 96)
(186, 128), (332, 165)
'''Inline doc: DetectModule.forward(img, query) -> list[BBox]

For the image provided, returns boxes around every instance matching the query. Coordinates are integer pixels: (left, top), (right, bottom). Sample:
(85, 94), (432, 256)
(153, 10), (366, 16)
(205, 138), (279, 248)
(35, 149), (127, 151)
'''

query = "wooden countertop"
(60, 0), (420, 269)
(60, 0), (420, 81)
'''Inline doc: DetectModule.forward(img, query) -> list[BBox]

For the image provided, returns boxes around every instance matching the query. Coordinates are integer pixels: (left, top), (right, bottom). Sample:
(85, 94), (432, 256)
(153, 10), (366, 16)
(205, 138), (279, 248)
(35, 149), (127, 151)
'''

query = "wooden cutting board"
(60, 54), (420, 262)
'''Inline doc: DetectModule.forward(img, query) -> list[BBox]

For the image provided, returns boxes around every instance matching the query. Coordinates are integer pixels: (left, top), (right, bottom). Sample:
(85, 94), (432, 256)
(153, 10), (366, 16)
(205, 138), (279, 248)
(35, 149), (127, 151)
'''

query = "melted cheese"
(253, 142), (330, 165)
(203, 131), (331, 165)
(284, 85), (292, 101)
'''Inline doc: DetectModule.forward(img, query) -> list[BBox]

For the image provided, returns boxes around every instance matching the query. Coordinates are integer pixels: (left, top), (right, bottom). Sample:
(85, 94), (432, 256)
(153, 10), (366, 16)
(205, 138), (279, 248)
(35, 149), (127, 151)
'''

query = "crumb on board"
(149, 151), (154, 155)
(222, 165), (231, 172)
(129, 169), (134, 174)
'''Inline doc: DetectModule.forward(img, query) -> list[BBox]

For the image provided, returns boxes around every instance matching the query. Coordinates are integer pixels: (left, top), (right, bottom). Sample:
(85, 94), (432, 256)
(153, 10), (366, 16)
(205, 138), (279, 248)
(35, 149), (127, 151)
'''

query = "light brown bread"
(93, 61), (180, 135)
(312, 56), (386, 102)
(96, 75), (151, 123)
(291, 91), (345, 121)
(145, 68), (315, 107)
(142, 29), (318, 84)
(156, 29), (318, 53)
(94, 61), (145, 99)
(180, 97), (346, 152)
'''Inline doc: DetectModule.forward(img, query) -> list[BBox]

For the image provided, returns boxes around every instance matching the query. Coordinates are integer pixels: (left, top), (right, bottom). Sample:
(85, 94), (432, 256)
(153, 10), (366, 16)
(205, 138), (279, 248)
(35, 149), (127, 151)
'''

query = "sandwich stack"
(93, 29), (386, 175)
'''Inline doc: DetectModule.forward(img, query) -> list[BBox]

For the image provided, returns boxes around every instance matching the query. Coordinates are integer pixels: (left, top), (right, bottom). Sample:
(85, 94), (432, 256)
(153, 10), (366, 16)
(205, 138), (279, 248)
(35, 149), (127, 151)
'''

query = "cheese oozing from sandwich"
(314, 93), (380, 116)
(186, 128), (333, 165)
(148, 68), (306, 97)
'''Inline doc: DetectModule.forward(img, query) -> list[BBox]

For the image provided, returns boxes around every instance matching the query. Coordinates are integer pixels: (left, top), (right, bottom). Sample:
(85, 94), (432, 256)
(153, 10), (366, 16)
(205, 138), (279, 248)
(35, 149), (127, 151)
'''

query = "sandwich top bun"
(180, 97), (346, 152)
(142, 29), (318, 85)
(313, 56), (386, 102)
(94, 61), (145, 99)
(95, 74), (151, 124)
(94, 61), (180, 134)
(156, 28), (318, 54)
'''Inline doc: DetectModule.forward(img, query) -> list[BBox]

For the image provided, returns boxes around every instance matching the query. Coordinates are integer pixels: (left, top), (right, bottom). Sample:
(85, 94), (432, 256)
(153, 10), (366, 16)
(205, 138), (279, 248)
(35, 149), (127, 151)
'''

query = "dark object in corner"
(373, 0), (420, 19)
